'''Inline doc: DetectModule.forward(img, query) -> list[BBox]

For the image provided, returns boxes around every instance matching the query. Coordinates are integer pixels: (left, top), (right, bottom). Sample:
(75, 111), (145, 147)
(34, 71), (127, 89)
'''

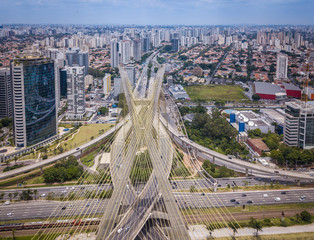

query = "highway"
(0, 177), (287, 201)
(1, 188), (313, 222)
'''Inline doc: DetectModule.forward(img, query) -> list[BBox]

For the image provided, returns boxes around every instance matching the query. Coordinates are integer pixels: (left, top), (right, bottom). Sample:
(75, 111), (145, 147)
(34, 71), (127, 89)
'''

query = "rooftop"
(255, 82), (285, 95)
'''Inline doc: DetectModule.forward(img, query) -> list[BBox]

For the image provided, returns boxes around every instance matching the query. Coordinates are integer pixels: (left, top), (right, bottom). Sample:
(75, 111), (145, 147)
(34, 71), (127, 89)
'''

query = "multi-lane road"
(0, 177), (290, 201)
(1, 188), (313, 222)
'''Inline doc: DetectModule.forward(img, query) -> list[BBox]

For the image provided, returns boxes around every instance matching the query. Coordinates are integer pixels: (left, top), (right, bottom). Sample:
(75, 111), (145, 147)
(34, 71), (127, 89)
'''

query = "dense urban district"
(0, 24), (314, 240)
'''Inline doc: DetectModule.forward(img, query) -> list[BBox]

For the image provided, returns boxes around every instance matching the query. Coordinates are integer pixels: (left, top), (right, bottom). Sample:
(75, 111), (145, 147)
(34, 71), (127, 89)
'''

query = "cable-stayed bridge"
(30, 58), (269, 240)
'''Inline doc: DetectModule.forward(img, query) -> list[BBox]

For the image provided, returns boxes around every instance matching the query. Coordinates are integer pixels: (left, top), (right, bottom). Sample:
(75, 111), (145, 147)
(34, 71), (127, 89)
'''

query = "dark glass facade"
(23, 61), (56, 146)
(60, 68), (67, 97)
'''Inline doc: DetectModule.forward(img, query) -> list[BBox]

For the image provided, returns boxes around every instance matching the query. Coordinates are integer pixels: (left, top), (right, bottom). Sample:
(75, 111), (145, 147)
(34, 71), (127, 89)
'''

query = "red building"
(282, 83), (301, 98)
(254, 82), (286, 100)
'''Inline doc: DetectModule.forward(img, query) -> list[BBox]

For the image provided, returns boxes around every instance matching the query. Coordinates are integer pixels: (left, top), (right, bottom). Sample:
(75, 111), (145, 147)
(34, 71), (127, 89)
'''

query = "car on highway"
(230, 199), (236, 202)
(6, 213), (12, 216)
(41, 194), (46, 197)
(247, 200), (253, 204)
(263, 194), (268, 198)
(117, 228), (123, 234)
(4, 201), (10, 205)
(281, 191), (287, 195)
(235, 201), (240, 205)
(125, 227), (130, 232)
(62, 207), (66, 210)
(201, 193), (205, 196)
(76, 148), (80, 150)
(242, 194), (247, 197)
(274, 197), (281, 201)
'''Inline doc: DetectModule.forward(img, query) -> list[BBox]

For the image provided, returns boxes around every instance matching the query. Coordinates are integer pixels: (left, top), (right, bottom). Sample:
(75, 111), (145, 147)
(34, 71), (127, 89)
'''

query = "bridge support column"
(245, 168), (249, 177)
(297, 180), (301, 186)
(40, 166), (43, 174)
(212, 156), (215, 164)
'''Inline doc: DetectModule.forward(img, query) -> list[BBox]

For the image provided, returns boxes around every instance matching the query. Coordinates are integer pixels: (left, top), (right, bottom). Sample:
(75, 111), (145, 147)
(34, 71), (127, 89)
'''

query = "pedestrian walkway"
(189, 223), (314, 239)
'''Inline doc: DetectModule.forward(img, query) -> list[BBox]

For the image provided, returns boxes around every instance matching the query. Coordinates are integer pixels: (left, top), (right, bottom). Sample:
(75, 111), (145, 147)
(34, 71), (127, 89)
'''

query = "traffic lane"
(1, 189), (313, 221)
(175, 189), (314, 208)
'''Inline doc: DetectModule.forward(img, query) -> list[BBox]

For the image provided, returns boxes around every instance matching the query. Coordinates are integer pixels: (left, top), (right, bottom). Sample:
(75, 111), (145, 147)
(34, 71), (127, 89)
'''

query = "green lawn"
(59, 124), (112, 151)
(184, 85), (248, 102)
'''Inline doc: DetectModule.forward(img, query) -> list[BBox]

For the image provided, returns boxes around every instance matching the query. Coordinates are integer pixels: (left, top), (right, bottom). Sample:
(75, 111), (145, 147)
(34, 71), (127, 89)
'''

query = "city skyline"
(1, 0), (313, 25)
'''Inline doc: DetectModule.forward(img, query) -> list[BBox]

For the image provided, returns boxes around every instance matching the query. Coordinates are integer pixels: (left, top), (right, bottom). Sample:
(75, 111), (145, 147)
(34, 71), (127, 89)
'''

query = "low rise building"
(168, 85), (190, 100)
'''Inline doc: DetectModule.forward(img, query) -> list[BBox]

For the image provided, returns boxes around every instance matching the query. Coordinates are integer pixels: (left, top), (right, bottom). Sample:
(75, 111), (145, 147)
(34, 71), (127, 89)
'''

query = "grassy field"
(58, 124), (112, 151)
(184, 85), (248, 102)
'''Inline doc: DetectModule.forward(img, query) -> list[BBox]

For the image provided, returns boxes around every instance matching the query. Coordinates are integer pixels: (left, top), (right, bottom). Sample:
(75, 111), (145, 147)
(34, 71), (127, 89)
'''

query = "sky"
(0, 0), (313, 25)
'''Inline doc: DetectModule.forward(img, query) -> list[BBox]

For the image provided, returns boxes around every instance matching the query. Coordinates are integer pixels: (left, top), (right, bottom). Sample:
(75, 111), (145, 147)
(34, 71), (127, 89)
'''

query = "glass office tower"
(11, 55), (57, 147)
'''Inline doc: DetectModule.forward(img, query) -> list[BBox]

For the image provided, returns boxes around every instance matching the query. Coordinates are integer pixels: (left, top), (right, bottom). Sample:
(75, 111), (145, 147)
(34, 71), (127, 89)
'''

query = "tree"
(33, 189), (38, 200)
(0, 192), (5, 200)
(228, 221), (239, 240)
(19, 189), (33, 202)
(300, 211), (312, 223)
(249, 217), (263, 238)
(98, 107), (109, 116)
(252, 94), (260, 101)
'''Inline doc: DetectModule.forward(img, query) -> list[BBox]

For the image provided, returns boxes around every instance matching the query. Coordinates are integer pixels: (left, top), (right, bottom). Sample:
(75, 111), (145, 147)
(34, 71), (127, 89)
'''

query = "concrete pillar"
(213, 183), (217, 192)
(297, 180), (301, 186)
(245, 168), (249, 177)
(40, 166), (43, 174)
(212, 156), (215, 164)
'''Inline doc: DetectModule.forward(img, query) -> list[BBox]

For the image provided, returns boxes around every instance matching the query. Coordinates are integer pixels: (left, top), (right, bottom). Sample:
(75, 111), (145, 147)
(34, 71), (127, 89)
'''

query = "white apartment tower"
(110, 39), (119, 68)
(66, 66), (85, 120)
(276, 53), (288, 80)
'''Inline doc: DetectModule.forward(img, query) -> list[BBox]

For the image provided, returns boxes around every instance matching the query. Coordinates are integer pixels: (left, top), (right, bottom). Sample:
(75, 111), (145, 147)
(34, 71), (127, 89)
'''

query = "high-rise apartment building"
(132, 39), (142, 62)
(103, 74), (111, 94)
(124, 65), (136, 87)
(110, 39), (119, 68)
(0, 69), (13, 119)
(121, 40), (131, 64)
(141, 37), (150, 53)
(66, 66), (85, 120)
(11, 55), (57, 147)
(114, 77), (122, 98)
(276, 53), (288, 80)
(171, 39), (179, 52)
(284, 101), (314, 149)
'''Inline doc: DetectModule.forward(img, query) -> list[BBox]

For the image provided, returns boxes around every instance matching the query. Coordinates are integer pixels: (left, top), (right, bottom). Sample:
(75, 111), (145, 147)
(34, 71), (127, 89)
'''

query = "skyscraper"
(59, 68), (67, 98)
(78, 51), (89, 75)
(0, 69), (13, 119)
(66, 49), (89, 76)
(276, 53), (288, 81)
(66, 66), (85, 120)
(110, 39), (119, 68)
(11, 55), (57, 147)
